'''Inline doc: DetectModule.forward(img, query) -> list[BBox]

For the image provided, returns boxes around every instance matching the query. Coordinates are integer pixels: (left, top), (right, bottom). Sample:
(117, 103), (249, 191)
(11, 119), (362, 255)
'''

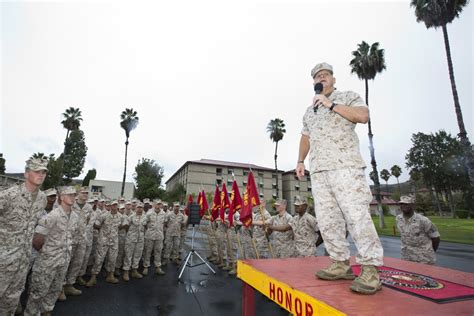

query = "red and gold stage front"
(237, 257), (474, 316)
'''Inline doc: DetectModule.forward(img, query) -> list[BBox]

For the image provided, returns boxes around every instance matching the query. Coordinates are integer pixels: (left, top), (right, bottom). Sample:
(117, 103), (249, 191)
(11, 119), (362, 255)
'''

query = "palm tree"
(266, 118), (286, 199)
(120, 108), (139, 196)
(61, 107), (83, 145)
(411, 0), (473, 188)
(380, 169), (391, 193)
(350, 41), (386, 228)
(391, 165), (402, 194)
(30, 152), (47, 160)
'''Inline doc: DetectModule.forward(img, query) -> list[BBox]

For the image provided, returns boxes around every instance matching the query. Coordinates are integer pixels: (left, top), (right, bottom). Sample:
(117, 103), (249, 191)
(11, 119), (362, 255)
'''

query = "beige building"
(166, 159), (284, 202)
(89, 179), (135, 200)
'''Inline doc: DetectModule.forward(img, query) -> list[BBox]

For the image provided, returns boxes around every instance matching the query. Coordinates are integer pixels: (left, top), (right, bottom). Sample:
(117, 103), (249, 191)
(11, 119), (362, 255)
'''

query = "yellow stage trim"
(237, 260), (345, 316)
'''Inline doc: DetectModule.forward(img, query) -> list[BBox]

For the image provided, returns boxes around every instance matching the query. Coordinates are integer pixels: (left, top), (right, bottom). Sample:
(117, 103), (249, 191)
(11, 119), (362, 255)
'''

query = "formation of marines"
(1, 157), (442, 314)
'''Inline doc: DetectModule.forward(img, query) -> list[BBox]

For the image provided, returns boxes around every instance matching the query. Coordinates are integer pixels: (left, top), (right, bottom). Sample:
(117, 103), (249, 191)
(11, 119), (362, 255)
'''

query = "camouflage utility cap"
(59, 186), (76, 195)
(79, 186), (89, 193)
(400, 195), (415, 204)
(294, 196), (307, 206)
(44, 188), (57, 196)
(25, 157), (48, 171)
(311, 62), (333, 78)
(274, 199), (286, 206)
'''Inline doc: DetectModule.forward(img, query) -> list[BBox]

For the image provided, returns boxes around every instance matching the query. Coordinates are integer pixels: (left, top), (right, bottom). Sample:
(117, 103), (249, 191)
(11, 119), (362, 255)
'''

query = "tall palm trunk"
(366, 78), (385, 228)
(121, 138), (129, 196)
(396, 178), (401, 194)
(274, 141), (279, 199)
(442, 24), (474, 188)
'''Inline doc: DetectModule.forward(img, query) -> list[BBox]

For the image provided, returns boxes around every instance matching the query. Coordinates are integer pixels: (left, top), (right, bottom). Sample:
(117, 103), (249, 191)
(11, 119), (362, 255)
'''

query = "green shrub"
(456, 210), (469, 219)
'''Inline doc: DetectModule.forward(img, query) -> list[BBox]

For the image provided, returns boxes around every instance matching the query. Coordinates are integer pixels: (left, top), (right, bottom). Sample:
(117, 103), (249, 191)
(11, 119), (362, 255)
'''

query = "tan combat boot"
(40, 312), (52, 316)
(155, 267), (166, 275)
(76, 276), (87, 286)
(63, 284), (82, 296)
(106, 271), (119, 284)
(350, 265), (382, 295)
(222, 265), (232, 271)
(86, 274), (97, 288)
(228, 264), (237, 276)
(142, 267), (149, 275)
(316, 260), (356, 280)
(131, 269), (143, 279)
(123, 270), (130, 282)
(57, 288), (67, 301)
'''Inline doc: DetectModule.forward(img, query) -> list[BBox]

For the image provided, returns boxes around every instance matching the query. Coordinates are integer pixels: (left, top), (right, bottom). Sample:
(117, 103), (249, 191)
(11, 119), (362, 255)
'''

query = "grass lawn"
(371, 216), (474, 245)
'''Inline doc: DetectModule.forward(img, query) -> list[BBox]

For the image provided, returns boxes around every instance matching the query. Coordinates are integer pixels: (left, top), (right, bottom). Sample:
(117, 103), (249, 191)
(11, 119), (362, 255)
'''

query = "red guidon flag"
(229, 180), (242, 227)
(198, 190), (209, 217)
(184, 194), (193, 216)
(211, 186), (221, 221)
(240, 171), (260, 227)
(220, 183), (230, 222)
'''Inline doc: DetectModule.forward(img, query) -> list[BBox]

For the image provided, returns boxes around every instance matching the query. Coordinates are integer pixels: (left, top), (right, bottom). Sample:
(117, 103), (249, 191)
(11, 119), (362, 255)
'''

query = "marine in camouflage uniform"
(77, 202), (100, 285)
(64, 187), (92, 296)
(25, 186), (78, 315)
(289, 196), (322, 257)
(86, 201), (124, 286)
(252, 204), (272, 259)
(143, 201), (167, 275)
(164, 203), (185, 263)
(269, 200), (294, 258)
(297, 62), (383, 294)
(114, 204), (128, 275)
(201, 213), (219, 262)
(0, 158), (47, 316)
(179, 207), (188, 257)
(396, 195), (440, 265)
(123, 203), (147, 280)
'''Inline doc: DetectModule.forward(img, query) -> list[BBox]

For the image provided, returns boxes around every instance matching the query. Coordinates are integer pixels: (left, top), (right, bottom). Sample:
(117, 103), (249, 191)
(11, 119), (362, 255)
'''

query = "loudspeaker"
(188, 202), (201, 226)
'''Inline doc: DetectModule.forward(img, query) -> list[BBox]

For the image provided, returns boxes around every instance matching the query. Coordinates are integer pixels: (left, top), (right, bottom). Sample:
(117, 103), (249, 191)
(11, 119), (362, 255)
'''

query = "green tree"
(133, 158), (163, 200)
(63, 129), (88, 183)
(411, 0), (473, 189)
(61, 107), (82, 146)
(406, 130), (469, 217)
(266, 118), (286, 199)
(42, 154), (63, 189)
(380, 169), (391, 192)
(390, 165), (403, 194)
(0, 153), (6, 175)
(120, 108), (139, 196)
(166, 183), (186, 204)
(350, 41), (386, 228)
(82, 168), (97, 186)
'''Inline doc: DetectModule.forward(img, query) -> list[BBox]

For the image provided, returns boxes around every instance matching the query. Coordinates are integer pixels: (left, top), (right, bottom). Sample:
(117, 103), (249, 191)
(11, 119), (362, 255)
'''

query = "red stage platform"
(237, 257), (474, 316)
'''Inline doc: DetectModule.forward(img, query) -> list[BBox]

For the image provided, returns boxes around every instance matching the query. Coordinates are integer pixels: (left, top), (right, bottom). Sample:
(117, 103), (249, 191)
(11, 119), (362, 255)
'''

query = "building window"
(216, 168), (222, 176)
(227, 179), (233, 185)
(258, 172), (264, 177)
(307, 176), (311, 182)
(243, 170), (248, 176)
(272, 173), (277, 179)
(259, 183), (264, 188)
(228, 169), (233, 175)
(272, 193), (277, 198)
(295, 185), (300, 191)
(243, 180), (247, 186)
(259, 193), (264, 198)
(216, 179), (222, 185)
(308, 187), (312, 192)
(272, 184), (276, 189)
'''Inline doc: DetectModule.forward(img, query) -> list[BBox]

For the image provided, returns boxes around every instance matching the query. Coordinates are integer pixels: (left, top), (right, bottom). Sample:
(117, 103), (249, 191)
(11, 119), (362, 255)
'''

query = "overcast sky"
(1, 0), (472, 187)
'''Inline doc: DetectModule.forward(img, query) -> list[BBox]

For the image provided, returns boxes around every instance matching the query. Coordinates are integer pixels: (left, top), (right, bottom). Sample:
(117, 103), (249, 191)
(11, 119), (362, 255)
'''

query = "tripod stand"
(178, 224), (216, 280)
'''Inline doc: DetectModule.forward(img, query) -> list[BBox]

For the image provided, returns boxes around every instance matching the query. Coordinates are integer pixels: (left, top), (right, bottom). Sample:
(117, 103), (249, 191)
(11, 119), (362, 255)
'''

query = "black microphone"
(313, 82), (323, 113)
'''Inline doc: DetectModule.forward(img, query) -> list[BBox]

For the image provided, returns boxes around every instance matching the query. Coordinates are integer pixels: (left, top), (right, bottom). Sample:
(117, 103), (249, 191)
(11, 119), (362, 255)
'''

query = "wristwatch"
(330, 102), (337, 111)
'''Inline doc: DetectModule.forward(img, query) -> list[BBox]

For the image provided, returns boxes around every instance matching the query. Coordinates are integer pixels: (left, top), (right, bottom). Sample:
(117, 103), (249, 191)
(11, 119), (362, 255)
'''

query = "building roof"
(166, 159), (281, 184)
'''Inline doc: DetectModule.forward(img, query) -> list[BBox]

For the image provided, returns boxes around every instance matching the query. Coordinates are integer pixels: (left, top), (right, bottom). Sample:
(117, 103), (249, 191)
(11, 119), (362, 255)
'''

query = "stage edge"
(237, 260), (346, 316)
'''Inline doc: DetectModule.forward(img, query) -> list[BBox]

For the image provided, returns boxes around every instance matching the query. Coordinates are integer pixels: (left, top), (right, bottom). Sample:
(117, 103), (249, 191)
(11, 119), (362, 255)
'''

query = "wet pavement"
(51, 228), (474, 315)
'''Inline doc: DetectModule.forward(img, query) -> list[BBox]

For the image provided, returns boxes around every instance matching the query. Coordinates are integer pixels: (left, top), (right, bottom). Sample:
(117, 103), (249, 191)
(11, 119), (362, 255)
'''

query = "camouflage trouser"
(25, 259), (68, 314)
(115, 234), (126, 269)
(123, 239), (145, 271)
(92, 242), (118, 274)
(239, 228), (256, 259)
(66, 242), (86, 284)
(311, 168), (384, 266)
(226, 228), (238, 264)
(216, 225), (227, 262)
(254, 233), (270, 259)
(273, 238), (295, 258)
(88, 233), (98, 265)
(164, 236), (180, 260)
(143, 238), (163, 268)
(0, 258), (29, 315)
(202, 222), (218, 258)
(295, 242), (317, 258)
(79, 243), (93, 277)
(179, 230), (187, 254)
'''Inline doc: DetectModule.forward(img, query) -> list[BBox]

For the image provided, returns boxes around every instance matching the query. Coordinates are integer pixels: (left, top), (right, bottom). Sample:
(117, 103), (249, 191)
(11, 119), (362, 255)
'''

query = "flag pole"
(258, 204), (275, 258)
